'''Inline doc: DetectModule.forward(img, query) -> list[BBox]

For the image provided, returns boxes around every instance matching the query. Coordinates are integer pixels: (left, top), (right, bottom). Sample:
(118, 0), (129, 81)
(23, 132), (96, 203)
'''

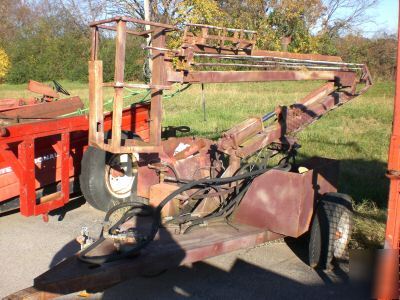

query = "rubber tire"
(308, 192), (353, 269)
(80, 131), (141, 211)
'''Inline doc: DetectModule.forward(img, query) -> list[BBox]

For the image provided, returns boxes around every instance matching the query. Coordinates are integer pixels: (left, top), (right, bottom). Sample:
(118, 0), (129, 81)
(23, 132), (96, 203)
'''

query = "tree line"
(0, 0), (396, 83)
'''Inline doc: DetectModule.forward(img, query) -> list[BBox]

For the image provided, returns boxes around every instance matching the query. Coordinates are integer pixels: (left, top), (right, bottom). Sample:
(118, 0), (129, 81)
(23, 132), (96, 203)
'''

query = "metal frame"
(88, 16), (372, 163)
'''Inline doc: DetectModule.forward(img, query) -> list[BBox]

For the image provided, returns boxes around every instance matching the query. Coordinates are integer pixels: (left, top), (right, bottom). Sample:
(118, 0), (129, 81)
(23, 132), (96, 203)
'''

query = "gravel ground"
(0, 198), (367, 299)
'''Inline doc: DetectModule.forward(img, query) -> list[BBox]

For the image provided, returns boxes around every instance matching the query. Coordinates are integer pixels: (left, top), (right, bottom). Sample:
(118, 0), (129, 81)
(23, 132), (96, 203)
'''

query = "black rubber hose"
(78, 202), (153, 265)
(78, 166), (273, 265)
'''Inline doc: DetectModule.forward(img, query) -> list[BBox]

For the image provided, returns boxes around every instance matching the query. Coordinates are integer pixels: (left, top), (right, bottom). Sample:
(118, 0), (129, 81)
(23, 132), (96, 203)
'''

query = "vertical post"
(144, 0), (152, 77)
(88, 60), (104, 147)
(385, 0), (400, 258)
(376, 2), (400, 299)
(60, 132), (70, 204)
(18, 139), (35, 216)
(111, 20), (127, 152)
(201, 83), (206, 121)
(90, 26), (99, 61)
(89, 25), (103, 147)
(149, 28), (166, 145)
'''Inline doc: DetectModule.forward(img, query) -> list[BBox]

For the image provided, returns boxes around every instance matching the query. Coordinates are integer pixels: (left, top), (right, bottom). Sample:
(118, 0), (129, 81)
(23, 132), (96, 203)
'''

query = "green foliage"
(5, 16), (91, 83)
(335, 34), (397, 80)
(99, 37), (145, 83)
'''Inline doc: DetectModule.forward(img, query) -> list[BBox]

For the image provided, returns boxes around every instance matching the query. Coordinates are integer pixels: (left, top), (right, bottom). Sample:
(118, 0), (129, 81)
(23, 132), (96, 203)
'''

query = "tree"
(320, 0), (379, 36)
(0, 48), (10, 81)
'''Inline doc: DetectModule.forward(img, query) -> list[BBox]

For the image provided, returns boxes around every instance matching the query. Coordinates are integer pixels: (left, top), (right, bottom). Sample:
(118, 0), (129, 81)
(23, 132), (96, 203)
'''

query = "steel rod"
(191, 62), (361, 71)
(194, 53), (364, 67)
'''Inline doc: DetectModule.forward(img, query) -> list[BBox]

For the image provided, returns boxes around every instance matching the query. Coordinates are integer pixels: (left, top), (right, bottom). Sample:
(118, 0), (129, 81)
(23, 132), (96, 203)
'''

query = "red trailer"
(0, 103), (150, 219)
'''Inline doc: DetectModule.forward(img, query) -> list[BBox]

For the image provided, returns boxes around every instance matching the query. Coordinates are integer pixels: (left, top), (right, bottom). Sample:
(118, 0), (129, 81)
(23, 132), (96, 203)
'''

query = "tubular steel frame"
(88, 16), (372, 161)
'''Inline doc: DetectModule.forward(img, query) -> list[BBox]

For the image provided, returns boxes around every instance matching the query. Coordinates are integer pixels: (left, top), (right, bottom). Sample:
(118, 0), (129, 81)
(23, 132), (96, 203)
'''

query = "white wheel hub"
(105, 154), (136, 198)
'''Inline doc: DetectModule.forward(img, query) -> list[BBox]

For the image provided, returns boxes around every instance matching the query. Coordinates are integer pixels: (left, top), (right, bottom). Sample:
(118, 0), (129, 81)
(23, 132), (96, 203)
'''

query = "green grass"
(0, 80), (394, 249)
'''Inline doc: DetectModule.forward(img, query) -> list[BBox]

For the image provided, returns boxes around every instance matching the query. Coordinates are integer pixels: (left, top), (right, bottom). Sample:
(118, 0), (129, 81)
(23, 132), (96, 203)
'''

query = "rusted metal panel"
(0, 99), (34, 112)
(233, 157), (339, 237)
(27, 80), (59, 99)
(149, 183), (179, 216)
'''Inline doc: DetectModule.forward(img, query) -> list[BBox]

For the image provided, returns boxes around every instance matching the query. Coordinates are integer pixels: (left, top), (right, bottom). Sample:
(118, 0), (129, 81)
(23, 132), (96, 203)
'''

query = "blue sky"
(364, 0), (398, 35)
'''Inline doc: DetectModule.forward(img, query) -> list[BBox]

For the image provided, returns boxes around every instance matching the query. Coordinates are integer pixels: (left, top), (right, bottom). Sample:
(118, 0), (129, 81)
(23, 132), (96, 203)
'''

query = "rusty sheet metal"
(31, 224), (282, 295)
(180, 70), (356, 85)
(28, 80), (59, 99)
(233, 157), (339, 237)
(0, 97), (83, 120)
(0, 99), (33, 112)
(149, 183), (179, 216)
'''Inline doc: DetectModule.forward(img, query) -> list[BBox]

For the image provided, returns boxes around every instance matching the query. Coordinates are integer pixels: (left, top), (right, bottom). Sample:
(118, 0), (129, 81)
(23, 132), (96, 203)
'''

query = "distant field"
(0, 80), (394, 249)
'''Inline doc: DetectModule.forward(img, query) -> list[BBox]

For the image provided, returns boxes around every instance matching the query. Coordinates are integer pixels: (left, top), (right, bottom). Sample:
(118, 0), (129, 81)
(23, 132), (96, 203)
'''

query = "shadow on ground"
(99, 257), (369, 300)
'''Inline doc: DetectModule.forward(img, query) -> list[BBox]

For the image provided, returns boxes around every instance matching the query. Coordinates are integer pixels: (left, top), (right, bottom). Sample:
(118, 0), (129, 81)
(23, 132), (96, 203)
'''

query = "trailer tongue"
(7, 16), (372, 298)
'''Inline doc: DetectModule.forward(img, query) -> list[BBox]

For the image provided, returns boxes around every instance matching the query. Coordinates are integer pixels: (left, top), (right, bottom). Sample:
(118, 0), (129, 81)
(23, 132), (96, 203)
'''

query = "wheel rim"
(333, 212), (351, 258)
(105, 154), (136, 199)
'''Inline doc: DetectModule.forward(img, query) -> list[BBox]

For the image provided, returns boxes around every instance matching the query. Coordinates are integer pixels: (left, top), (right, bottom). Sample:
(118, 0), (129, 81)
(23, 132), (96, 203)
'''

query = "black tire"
(80, 131), (142, 211)
(308, 192), (353, 269)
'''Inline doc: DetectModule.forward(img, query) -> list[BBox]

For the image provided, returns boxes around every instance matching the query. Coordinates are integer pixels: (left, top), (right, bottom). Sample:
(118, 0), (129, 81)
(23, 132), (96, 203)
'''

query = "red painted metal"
(376, 2), (400, 299)
(0, 104), (150, 216)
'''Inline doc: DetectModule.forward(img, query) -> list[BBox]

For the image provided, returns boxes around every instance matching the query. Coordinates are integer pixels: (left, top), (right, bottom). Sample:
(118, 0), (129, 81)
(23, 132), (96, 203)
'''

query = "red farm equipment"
(0, 80), (150, 219)
(5, 15), (379, 298)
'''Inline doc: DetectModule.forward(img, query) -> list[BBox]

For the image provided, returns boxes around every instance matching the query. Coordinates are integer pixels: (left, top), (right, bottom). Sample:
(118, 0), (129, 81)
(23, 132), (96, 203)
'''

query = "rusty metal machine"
(8, 16), (373, 298)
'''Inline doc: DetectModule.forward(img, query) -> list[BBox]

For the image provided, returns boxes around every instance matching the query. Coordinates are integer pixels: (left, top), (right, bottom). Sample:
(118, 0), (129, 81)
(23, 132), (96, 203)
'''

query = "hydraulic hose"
(78, 165), (278, 265)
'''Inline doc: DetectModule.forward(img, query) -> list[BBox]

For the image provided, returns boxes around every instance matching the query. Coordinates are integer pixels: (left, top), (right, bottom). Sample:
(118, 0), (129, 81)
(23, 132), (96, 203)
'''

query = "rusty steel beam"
(88, 61), (104, 148)
(179, 70), (356, 86)
(182, 44), (342, 62)
(149, 28), (168, 146)
(89, 16), (176, 30)
(110, 20), (127, 152)
(96, 24), (153, 37)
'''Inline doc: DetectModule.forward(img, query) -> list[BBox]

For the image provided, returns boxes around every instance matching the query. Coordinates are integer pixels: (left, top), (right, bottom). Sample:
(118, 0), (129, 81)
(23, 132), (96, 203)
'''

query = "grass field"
(0, 80), (394, 249)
